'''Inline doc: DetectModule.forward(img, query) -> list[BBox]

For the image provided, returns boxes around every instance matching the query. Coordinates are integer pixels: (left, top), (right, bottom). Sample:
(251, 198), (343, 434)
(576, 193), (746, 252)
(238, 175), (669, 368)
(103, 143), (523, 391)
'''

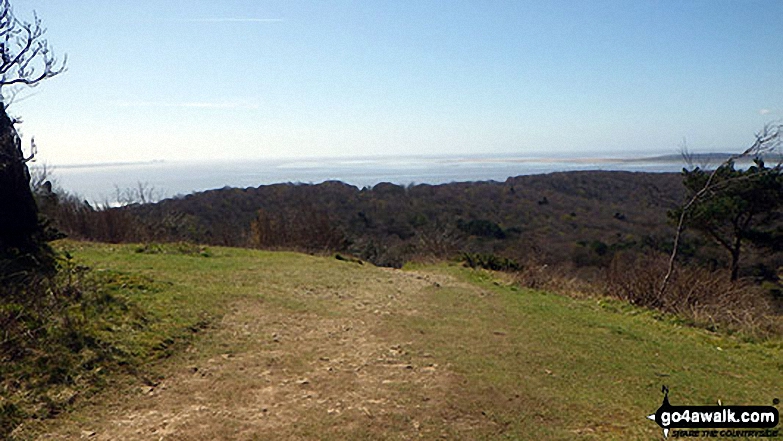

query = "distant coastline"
(28, 152), (780, 205)
(41, 159), (167, 170)
(635, 152), (783, 164)
(35, 150), (783, 171)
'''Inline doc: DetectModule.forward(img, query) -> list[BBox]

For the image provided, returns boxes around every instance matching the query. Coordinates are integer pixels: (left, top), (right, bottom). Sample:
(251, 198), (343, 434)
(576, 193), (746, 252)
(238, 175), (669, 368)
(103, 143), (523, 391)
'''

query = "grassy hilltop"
(9, 242), (781, 440)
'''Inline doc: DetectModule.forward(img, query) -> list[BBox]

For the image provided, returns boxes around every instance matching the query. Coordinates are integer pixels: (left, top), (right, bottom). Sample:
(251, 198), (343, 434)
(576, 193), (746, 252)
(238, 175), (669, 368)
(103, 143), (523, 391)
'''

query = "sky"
(7, 0), (783, 164)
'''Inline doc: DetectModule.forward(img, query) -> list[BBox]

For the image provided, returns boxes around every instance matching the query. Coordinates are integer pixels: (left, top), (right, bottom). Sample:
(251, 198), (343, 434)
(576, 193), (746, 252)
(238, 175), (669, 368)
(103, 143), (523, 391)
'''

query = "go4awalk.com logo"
(648, 386), (780, 438)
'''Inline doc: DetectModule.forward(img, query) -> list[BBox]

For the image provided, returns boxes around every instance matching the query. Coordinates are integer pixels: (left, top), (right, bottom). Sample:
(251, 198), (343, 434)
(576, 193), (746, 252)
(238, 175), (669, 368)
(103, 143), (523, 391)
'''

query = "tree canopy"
(671, 158), (783, 281)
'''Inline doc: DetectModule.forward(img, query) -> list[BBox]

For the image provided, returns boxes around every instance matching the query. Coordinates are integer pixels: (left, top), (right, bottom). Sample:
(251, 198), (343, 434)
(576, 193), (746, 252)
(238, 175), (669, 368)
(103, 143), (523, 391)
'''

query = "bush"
(605, 252), (781, 337)
(461, 252), (520, 271)
(456, 219), (506, 239)
(250, 207), (346, 252)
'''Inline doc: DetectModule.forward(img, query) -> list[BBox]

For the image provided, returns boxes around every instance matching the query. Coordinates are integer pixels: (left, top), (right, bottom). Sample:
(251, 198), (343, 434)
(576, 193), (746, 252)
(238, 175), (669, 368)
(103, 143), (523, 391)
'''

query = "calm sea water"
(38, 154), (690, 204)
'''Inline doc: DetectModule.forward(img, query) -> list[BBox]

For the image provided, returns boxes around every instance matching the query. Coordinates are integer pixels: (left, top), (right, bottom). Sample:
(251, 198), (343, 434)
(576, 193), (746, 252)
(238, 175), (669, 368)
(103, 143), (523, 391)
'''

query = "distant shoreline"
(32, 151), (783, 170)
(27, 152), (780, 205)
(31, 159), (167, 170)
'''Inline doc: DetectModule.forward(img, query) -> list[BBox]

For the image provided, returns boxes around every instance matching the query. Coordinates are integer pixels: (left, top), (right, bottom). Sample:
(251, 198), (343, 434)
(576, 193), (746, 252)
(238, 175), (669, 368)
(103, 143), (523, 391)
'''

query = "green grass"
(397, 263), (782, 439)
(9, 242), (782, 440)
(2, 241), (286, 438)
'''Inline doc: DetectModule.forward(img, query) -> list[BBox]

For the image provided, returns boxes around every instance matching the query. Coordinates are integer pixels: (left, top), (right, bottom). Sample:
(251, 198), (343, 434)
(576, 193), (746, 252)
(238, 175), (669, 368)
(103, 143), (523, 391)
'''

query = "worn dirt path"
(20, 245), (782, 440)
(38, 267), (483, 440)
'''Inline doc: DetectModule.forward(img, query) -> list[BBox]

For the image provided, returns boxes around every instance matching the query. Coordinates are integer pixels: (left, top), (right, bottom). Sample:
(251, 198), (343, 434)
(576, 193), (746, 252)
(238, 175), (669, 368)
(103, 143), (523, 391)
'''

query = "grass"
(10, 241), (782, 440)
(399, 264), (782, 439)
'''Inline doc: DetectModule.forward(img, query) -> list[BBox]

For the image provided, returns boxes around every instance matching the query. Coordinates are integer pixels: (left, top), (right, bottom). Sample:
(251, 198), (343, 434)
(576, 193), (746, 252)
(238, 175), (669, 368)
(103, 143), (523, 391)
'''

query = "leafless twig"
(0, 0), (66, 104)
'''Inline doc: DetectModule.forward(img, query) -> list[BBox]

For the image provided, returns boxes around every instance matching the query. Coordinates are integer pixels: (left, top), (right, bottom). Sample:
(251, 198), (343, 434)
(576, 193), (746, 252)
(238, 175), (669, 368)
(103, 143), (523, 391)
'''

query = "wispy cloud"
(176, 18), (284, 23)
(759, 108), (774, 115)
(113, 100), (260, 110)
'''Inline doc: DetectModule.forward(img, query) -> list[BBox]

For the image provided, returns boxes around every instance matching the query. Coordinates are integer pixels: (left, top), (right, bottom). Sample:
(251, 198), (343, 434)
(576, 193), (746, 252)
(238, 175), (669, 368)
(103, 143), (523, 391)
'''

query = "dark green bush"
(461, 252), (520, 272)
(456, 219), (506, 239)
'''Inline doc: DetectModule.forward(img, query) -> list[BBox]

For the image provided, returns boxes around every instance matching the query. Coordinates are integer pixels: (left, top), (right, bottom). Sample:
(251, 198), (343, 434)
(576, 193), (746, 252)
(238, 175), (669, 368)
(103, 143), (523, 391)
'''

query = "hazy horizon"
(31, 152), (706, 204)
(38, 148), (686, 168)
(36, 148), (782, 171)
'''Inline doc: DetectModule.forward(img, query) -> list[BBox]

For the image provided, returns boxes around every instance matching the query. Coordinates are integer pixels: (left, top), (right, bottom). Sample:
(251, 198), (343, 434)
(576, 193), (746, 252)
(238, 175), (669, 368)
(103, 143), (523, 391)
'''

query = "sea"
(36, 153), (699, 205)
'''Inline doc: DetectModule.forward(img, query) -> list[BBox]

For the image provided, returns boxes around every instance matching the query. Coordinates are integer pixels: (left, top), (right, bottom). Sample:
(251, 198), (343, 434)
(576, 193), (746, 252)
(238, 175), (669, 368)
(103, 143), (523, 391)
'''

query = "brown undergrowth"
(508, 253), (782, 339)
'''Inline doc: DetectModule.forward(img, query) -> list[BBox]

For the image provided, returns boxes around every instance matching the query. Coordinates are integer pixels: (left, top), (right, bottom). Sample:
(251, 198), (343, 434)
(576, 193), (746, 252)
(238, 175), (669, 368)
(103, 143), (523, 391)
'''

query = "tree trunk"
(729, 241), (741, 282)
(0, 103), (42, 255)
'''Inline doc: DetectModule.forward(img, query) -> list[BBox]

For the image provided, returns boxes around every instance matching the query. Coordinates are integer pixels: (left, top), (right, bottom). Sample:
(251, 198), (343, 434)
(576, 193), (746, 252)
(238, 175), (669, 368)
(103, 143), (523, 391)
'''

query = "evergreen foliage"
(670, 159), (783, 280)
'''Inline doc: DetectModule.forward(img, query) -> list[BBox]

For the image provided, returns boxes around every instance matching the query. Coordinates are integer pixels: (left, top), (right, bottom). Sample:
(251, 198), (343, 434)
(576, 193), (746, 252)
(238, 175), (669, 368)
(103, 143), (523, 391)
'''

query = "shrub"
(250, 207), (346, 252)
(605, 252), (781, 337)
(461, 252), (520, 272)
(456, 219), (506, 239)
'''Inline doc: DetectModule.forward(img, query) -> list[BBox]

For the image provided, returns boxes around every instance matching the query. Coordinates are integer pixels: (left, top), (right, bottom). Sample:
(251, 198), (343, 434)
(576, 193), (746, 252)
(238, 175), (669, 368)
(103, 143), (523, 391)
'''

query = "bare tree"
(0, 0), (65, 101)
(114, 182), (161, 207)
(0, 0), (64, 265)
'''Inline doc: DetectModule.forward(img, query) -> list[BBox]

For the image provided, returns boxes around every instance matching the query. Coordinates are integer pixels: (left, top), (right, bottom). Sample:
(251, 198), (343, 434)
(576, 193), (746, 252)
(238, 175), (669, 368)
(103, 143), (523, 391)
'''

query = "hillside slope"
(22, 243), (782, 440)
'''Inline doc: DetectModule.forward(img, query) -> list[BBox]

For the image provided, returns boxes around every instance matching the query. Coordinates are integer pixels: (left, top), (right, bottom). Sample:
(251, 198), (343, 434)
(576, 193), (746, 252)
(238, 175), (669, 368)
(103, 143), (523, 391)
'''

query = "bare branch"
(21, 135), (34, 162)
(679, 138), (695, 170)
(0, 0), (65, 103)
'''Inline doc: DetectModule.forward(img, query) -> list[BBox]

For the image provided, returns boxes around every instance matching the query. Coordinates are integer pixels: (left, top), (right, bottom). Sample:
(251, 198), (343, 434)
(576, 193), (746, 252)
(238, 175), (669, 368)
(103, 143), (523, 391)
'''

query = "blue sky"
(8, 0), (783, 164)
